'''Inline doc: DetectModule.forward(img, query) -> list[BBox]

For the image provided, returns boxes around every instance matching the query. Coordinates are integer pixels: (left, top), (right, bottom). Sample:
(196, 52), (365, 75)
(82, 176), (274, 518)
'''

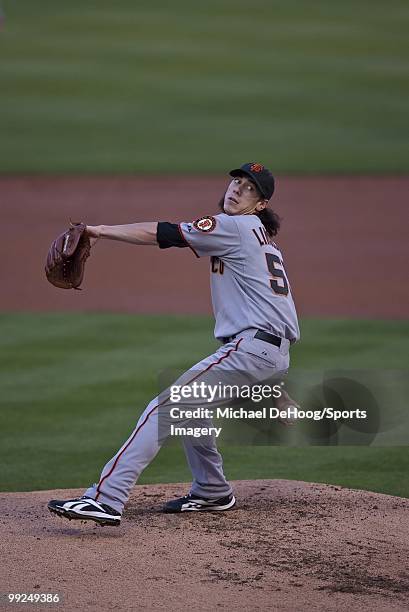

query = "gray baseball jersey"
(179, 213), (300, 343)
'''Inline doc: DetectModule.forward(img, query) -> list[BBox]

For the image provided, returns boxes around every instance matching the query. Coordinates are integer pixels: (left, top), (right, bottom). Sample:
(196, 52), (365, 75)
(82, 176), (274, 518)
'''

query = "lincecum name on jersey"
(252, 225), (274, 247)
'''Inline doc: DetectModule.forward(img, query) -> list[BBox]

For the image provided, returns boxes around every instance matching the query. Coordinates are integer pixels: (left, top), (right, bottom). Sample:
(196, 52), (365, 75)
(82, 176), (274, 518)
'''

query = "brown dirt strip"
(1, 176), (408, 318)
(0, 480), (408, 611)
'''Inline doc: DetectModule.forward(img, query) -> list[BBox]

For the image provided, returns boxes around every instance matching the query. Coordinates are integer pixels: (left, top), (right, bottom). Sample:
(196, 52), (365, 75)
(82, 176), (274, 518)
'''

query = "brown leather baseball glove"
(45, 222), (91, 290)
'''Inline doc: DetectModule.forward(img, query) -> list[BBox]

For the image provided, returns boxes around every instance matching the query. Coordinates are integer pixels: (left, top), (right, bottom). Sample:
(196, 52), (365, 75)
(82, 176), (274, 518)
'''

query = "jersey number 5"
(266, 253), (289, 296)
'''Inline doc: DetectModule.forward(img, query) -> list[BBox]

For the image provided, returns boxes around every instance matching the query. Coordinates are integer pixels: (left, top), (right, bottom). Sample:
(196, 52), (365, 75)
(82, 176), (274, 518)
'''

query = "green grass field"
(1, 313), (408, 497)
(1, 0), (408, 173)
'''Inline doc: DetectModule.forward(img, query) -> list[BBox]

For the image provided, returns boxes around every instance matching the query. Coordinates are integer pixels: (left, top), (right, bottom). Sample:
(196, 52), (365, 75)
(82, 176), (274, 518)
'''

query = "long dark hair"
(218, 195), (281, 237)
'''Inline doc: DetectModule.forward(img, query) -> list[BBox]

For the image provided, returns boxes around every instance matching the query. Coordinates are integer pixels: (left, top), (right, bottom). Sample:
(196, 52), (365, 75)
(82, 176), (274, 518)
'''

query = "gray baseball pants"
(84, 329), (290, 513)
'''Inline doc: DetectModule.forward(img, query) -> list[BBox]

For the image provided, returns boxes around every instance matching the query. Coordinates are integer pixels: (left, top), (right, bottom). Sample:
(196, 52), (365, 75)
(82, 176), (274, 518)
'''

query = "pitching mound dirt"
(1, 480), (408, 611)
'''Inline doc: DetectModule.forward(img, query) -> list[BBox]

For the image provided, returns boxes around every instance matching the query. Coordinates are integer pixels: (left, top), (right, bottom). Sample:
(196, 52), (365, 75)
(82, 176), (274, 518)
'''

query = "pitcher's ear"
(255, 199), (268, 212)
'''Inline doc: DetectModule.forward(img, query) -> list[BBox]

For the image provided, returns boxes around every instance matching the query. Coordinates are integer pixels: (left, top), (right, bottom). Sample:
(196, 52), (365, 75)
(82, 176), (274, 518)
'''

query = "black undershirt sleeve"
(157, 222), (188, 249)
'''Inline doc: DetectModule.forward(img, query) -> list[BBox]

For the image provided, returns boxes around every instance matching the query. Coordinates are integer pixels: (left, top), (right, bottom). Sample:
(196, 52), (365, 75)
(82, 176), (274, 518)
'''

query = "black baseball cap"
(229, 162), (275, 200)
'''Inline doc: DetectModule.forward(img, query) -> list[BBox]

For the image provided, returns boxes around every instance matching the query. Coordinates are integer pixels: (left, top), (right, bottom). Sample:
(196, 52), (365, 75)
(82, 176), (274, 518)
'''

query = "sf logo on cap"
(250, 163), (264, 172)
(193, 216), (217, 232)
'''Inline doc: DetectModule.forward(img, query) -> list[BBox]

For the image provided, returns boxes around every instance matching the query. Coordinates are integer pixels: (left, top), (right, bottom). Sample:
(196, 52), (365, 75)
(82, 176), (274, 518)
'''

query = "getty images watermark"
(167, 381), (367, 438)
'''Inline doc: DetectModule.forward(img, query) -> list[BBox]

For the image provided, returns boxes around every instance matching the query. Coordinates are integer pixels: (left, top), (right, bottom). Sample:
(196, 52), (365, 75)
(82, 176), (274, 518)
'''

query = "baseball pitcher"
(47, 163), (300, 526)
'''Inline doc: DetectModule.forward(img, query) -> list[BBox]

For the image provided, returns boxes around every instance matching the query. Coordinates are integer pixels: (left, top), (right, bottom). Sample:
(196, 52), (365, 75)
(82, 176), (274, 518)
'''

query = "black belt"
(222, 329), (283, 347)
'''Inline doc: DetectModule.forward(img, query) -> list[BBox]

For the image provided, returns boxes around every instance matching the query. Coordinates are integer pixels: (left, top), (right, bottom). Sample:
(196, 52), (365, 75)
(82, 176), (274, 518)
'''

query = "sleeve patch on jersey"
(193, 216), (217, 233)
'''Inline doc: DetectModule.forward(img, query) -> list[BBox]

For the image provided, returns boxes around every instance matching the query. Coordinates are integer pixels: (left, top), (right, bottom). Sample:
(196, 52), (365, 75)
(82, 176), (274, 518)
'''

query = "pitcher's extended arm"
(86, 223), (158, 246)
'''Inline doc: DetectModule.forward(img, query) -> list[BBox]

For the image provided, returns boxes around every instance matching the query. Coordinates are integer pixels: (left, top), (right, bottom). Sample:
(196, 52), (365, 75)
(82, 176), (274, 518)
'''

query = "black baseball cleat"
(163, 493), (236, 513)
(47, 496), (121, 526)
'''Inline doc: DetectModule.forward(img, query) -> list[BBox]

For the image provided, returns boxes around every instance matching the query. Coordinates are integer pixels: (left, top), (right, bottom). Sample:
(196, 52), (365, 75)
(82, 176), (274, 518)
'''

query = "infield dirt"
(1, 175), (408, 318)
(1, 480), (408, 611)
